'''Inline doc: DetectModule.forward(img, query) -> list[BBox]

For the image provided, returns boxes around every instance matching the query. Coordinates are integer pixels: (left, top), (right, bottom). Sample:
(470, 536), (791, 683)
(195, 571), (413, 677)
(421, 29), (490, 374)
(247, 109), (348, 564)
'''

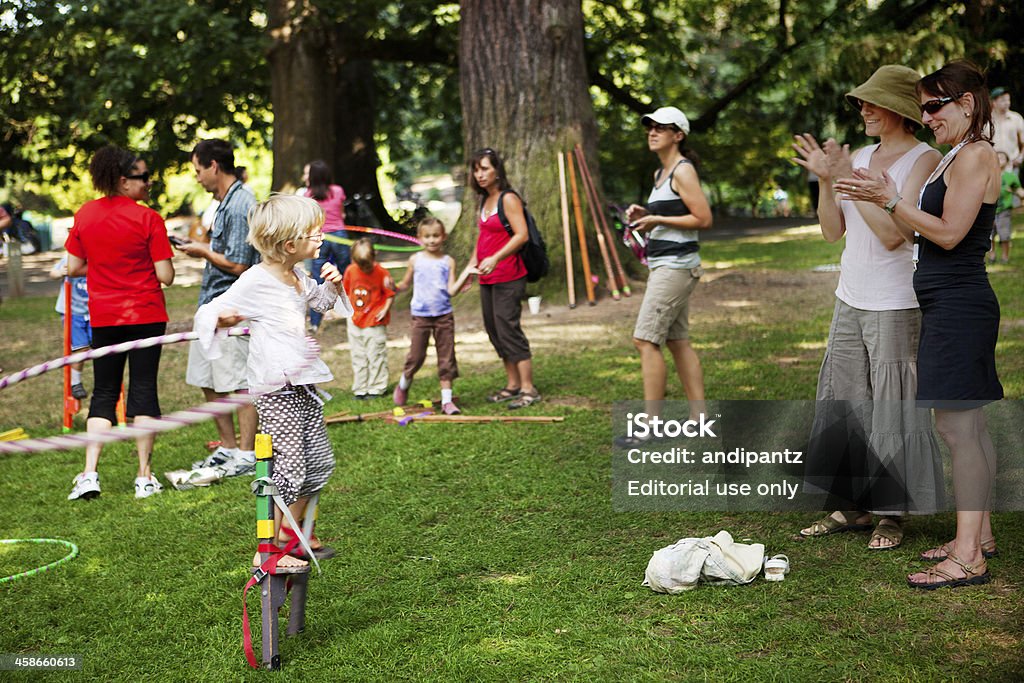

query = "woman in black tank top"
(836, 61), (1002, 590)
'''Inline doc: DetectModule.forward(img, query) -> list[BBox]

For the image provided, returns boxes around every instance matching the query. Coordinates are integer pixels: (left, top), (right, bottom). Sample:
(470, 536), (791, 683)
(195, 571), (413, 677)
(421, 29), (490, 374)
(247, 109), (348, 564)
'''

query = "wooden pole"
(574, 145), (619, 300)
(565, 151), (596, 305)
(557, 152), (576, 309)
(576, 145), (631, 296)
(62, 279), (78, 432)
(402, 414), (564, 424)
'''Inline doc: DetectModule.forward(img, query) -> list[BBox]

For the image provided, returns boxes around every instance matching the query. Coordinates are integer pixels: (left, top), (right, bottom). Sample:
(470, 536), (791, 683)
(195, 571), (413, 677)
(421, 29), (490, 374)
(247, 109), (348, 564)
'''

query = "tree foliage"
(0, 0), (268, 189)
(2, 0), (1022, 221)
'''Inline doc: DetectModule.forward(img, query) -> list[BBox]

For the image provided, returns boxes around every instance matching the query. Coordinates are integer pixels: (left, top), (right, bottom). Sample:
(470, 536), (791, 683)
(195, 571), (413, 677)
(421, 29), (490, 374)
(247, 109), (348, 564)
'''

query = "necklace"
(912, 137), (974, 269)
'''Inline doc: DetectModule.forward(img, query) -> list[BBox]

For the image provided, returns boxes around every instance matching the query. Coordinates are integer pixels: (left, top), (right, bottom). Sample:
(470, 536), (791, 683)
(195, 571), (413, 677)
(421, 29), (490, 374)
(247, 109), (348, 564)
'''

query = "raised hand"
(791, 134), (830, 179)
(823, 138), (853, 180)
(320, 262), (343, 291)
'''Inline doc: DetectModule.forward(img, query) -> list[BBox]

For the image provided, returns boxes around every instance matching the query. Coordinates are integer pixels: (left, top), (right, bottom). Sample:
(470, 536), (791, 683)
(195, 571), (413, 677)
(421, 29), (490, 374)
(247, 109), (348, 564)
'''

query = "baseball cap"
(641, 106), (690, 135)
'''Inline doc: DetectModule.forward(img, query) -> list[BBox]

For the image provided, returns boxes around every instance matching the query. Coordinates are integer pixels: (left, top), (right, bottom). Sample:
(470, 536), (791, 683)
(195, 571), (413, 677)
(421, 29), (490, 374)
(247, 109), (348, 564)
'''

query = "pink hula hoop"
(0, 328), (321, 455)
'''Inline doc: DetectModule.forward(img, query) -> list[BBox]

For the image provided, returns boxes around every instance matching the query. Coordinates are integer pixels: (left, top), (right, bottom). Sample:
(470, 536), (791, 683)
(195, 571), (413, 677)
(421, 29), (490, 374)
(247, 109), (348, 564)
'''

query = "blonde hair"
(351, 237), (376, 271)
(246, 194), (325, 262)
(416, 216), (446, 236)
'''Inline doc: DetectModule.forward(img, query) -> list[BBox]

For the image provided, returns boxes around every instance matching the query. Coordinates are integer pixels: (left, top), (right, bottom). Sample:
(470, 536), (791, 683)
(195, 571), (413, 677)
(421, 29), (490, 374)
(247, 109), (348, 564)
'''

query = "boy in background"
(343, 238), (395, 398)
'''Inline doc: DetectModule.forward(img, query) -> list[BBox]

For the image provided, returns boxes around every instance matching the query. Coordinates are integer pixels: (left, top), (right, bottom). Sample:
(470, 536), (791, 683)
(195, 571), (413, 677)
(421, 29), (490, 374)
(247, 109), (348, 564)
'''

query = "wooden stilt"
(566, 151), (596, 305)
(557, 152), (576, 308)
(62, 279), (78, 433)
(252, 433), (311, 669)
(576, 145), (631, 296)
(574, 146), (619, 300)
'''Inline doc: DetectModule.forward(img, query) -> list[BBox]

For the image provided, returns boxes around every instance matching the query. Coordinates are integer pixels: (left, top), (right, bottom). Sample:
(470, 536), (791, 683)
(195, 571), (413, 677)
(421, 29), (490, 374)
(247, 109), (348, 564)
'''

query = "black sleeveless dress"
(914, 174), (1003, 408)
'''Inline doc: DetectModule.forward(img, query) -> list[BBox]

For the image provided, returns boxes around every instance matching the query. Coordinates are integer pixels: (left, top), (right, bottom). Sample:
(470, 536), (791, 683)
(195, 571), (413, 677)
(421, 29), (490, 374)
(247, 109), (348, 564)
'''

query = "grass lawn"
(1, 224), (1022, 681)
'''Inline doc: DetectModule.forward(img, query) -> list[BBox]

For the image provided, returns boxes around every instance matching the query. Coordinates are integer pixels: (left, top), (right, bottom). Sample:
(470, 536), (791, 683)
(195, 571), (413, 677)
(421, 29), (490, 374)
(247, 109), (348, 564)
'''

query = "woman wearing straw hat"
(792, 65), (942, 549)
(838, 60), (1003, 589)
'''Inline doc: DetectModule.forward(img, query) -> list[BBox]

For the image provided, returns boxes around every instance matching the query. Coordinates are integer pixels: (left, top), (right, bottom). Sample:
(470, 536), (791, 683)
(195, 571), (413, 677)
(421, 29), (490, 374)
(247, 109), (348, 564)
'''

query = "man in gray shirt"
(178, 138), (260, 475)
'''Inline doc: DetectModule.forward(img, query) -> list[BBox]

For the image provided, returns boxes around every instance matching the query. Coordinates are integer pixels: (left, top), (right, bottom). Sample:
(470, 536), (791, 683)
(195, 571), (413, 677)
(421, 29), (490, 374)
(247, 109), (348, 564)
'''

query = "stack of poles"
(558, 146), (631, 308)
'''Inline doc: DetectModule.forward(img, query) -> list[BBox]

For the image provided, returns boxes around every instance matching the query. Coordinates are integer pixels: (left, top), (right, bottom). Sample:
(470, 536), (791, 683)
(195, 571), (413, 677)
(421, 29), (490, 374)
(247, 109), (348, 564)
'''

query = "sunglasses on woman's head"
(124, 171), (151, 183)
(920, 93), (964, 115)
(644, 123), (679, 133)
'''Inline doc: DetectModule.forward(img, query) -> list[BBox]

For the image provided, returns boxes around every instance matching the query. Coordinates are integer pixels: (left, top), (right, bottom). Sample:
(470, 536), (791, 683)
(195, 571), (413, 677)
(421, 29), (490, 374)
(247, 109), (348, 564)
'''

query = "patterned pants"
(255, 386), (335, 506)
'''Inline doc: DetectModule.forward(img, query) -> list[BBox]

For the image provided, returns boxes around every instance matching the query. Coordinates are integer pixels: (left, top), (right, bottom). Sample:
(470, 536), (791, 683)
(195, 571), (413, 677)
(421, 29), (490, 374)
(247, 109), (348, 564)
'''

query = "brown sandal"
(867, 517), (904, 551)
(919, 538), (998, 562)
(508, 389), (541, 410)
(799, 510), (872, 538)
(907, 551), (990, 590)
(487, 387), (521, 403)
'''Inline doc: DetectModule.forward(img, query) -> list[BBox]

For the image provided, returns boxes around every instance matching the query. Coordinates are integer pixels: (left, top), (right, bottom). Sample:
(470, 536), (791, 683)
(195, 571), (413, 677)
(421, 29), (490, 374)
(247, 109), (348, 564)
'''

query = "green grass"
(1, 225), (1022, 681)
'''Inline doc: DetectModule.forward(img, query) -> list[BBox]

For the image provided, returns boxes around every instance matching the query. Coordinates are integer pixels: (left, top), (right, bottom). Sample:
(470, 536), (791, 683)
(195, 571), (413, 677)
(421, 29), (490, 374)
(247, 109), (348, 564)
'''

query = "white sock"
(399, 374), (411, 390)
(441, 388), (453, 404)
(71, 369), (82, 384)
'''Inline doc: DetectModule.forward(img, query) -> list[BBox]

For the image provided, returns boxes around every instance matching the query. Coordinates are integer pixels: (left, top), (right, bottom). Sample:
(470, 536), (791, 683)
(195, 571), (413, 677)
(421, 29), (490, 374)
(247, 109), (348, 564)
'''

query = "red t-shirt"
(343, 263), (395, 328)
(65, 196), (173, 327)
(476, 211), (526, 285)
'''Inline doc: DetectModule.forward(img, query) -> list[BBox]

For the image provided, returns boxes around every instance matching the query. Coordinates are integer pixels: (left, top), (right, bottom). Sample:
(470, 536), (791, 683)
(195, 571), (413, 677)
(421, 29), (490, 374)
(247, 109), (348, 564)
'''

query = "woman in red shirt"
(65, 145), (175, 501)
(468, 148), (539, 409)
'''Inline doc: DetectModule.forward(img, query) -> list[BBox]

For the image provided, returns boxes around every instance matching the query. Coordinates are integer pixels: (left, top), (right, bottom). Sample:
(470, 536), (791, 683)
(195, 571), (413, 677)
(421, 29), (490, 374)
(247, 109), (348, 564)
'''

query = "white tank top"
(835, 141), (933, 311)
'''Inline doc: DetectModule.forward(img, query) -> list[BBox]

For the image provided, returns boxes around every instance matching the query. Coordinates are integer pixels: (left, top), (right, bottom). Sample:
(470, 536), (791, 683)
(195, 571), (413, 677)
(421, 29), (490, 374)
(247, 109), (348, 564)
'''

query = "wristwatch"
(883, 194), (902, 214)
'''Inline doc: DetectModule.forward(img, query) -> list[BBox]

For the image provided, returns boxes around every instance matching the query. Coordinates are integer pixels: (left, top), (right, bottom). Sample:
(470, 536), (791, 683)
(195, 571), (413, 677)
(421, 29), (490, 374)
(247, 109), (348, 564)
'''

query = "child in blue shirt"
(393, 217), (475, 414)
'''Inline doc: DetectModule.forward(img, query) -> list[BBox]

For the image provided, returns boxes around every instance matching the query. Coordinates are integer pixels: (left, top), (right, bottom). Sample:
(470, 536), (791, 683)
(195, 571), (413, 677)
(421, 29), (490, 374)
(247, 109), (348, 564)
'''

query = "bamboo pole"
(565, 151), (596, 305)
(574, 145), (619, 300)
(576, 144), (631, 296)
(402, 415), (564, 424)
(557, 152), (576, 309)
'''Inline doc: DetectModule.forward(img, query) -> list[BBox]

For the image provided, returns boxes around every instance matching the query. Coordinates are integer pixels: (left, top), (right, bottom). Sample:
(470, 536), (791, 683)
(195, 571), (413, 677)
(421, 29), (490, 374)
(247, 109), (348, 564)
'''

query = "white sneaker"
(192, 446), (236, 471)
(134, 475), (164, 499)
(68, 472), (101, 500)
(230, 451), (256, 476)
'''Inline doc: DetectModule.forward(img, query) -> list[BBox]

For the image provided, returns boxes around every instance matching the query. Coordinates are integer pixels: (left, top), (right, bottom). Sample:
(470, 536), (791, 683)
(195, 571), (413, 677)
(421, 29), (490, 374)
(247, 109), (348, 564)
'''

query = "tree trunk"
(457, 0), (611, 293)
(268, 2), (398, 228)
(267, 0), (333, 192)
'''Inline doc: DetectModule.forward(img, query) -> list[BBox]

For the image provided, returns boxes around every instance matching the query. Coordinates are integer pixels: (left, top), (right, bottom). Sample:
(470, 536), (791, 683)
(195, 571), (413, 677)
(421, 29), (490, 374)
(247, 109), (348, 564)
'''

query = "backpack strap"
(495, 190), (517, 238)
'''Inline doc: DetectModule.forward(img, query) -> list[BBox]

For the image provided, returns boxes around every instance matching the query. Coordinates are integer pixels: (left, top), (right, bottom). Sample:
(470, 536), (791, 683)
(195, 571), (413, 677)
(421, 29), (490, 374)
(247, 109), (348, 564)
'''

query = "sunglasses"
(920, 93), (964, 115)
(644, 122), (679, 133)
(124, 171), (151, 183)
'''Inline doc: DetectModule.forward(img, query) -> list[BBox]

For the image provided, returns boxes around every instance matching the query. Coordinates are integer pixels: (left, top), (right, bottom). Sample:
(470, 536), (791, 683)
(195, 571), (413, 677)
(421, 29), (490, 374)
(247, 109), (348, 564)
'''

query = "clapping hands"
(792, 134), (852, 182)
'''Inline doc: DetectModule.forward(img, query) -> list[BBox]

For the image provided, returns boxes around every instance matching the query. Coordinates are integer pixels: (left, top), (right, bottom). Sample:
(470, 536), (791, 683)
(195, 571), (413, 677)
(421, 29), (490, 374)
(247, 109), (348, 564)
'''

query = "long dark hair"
(468, 148), (511, 197)
(307, 160), (333, 201)
(89, 145), (139, 196)
(918, 60), (993, 143)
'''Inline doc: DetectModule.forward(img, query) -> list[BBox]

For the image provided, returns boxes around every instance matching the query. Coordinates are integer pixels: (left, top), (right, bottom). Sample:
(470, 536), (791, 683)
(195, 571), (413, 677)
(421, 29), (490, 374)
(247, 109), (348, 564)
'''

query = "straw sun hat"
(845, 65), (923, 129)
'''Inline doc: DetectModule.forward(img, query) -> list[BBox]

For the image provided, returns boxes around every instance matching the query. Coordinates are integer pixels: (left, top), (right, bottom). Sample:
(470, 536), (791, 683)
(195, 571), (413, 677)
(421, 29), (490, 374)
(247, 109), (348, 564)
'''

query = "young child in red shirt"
(343, 238), (395, 398)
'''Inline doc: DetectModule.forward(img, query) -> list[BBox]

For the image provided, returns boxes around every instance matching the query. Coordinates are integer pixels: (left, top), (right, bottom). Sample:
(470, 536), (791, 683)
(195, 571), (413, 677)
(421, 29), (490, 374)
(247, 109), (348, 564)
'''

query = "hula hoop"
(0, 328), (250, 393)
(0, 538), (79, 584)
(343, 224), (422, 245)
(323, 233), (421, 253)
(0, 328), (320, 455)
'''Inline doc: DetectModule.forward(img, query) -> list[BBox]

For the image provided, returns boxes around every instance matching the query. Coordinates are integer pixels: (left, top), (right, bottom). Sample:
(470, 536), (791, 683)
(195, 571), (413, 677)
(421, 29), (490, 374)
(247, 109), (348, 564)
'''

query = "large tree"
(454, 0), (599, 270)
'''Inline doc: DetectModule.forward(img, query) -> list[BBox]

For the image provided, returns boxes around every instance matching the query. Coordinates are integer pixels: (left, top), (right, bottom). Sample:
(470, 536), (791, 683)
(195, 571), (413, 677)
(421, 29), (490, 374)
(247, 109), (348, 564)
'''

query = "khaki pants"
(348, 320), (389, 395)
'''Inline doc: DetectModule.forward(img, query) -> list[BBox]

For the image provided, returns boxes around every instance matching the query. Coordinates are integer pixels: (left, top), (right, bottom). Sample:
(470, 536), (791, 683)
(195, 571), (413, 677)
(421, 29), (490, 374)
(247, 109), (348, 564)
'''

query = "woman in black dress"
(837, 60), (1002, 590)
